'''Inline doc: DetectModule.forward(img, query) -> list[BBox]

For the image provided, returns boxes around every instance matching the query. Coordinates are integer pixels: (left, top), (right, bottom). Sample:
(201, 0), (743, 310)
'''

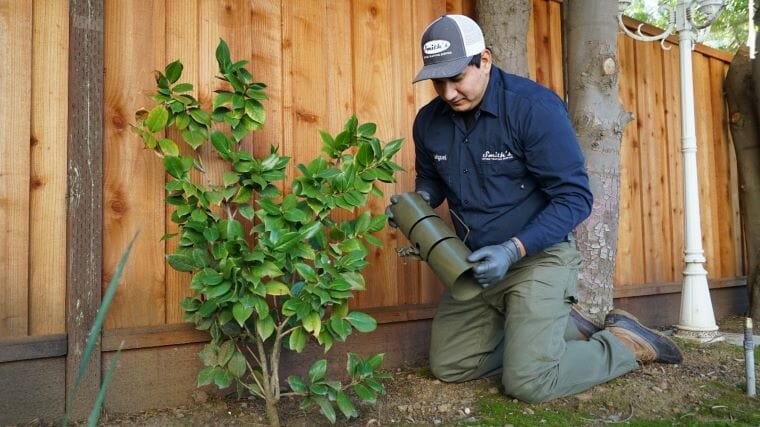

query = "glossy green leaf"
(287, 375), (307, 394)
(357, 122), (376, 137)
(213, 368), (233, 388)
(336, 391), (358, 419)
(188, 108), (211, 126)
(289, 326), (306, 353)
(167, 253), (195, 272)
(308, 359), (327, 383)
(345, 311), (376, 333)
(165, 60), (183, 83)
(265, 281), (290, 296)
(227, 352), (246, 378)
(197, 367), (215, 386)
(352, 383), (377, 403)
(313, 396), (336, 424)
(146, 105), (169, 132)
(173, 82), (193, 93)
(180, 129), (205, 149)
(303, 312), (321, 337)
(218, 340), (235, 365)
(256, 315), (275, 341)
(232, 302), (253, 326)
(215, 39), (232, 72)
(158, 138), (179, 156)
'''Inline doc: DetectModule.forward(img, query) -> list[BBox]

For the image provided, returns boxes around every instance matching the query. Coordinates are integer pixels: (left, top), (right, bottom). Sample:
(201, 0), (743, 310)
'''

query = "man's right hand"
(385, 190), (431, 228)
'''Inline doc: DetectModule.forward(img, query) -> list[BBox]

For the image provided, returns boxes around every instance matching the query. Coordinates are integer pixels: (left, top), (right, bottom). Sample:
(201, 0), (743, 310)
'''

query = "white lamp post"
(617, 0), (725, 342)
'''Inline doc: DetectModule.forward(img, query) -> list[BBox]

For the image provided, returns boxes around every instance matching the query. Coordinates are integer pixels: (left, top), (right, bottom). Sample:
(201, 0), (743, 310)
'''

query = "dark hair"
(468, 53), (482, 68)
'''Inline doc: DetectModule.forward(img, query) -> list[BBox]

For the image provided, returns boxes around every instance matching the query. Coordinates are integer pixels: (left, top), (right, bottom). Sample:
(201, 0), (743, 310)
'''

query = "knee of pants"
(429, 353), (469, 383)
(501, 370), (554, 403)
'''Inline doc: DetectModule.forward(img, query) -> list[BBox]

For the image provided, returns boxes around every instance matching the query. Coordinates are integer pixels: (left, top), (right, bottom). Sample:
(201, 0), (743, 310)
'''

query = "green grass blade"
(87, 342), (124, 427)
(64, 231), (138, 426)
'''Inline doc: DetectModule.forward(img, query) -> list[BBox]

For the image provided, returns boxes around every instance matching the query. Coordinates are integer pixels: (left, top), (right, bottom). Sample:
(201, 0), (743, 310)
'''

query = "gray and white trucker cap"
(413, 15), (485, 83)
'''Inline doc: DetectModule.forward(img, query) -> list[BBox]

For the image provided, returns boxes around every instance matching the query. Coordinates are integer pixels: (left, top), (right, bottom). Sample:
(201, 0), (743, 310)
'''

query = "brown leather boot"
(570, 304), (601, 340)
(605, 309), (682, 364)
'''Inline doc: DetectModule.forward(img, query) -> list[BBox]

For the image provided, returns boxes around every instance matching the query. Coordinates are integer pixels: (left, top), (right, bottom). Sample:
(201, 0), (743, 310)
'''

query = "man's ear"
(481, 49), (493, 72)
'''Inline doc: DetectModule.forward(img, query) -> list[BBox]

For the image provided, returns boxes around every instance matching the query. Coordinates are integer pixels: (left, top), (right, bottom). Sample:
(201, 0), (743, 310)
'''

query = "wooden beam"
(101, 304), (440, 352)
(66, 0), (104, 419)
(0, 334), (67, 363)
(613, 276), (745, 298)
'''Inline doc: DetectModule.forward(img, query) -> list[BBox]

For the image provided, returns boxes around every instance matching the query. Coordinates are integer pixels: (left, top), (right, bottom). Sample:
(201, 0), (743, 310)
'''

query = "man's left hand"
(467, 239), (523, 287)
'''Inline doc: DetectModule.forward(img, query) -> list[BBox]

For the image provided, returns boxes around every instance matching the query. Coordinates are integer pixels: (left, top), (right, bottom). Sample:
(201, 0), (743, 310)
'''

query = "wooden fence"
(0, 0), (743, 337)
(0, 0), (745, 421)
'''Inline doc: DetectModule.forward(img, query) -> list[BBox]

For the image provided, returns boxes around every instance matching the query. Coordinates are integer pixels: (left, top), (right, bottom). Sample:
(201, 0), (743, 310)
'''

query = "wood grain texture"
(164, 0), (199, 324)
(708, 59), (735, 278)
(692, 53), (717, 279)
(0, 0), (32, 337)
(30, 0), (69, 336)
(351, 0), (398, 309)
(103, 0), (166, 329)
(413, 0), (449, 305)
(662, 43), (684, 283)
(614, 35), (645, 286)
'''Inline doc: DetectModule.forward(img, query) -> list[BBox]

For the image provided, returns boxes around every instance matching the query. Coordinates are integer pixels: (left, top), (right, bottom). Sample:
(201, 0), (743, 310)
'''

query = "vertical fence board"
(164, 0), (199, 324)
(662, 43), (684, 283)
(390, 0), (422, 306)
(614, 35), (645, 286)
(708, 59), (734, 278)
(546, 0), (564, 96)
(103, 0), (167, 329)
(634, 41), (672, 283)
(351, 0), (398, 309)
(29, 0), (69, 336)
(251, 0), (284, 161)
(414, 0), (448, 305)
(0, 1), (32, 337)
(531, 0), (551, 87)
(66, 0), (104, 416)
(691, 53), (717, 278)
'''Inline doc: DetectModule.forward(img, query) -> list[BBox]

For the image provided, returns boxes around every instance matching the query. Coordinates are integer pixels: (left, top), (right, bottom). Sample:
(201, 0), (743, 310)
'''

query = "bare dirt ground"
(90, 315), (758, 426)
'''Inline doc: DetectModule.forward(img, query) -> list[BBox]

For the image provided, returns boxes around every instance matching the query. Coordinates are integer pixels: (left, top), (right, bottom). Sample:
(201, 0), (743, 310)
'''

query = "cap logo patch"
(423, 40), (451, 55)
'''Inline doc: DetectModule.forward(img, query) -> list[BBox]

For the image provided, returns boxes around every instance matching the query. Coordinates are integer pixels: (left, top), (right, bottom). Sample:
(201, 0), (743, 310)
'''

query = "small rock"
(397, 404), (409, 412)
(192, 390), (209, 404)
(524, 408), (534, 415)
(437, 403), (451, 413)
(488, 387), (500, 394)
(432, 380), (441, 385)
(652, 386), (663, 393)
(433, 418), (442, 425)
(464, 407), (471, 415)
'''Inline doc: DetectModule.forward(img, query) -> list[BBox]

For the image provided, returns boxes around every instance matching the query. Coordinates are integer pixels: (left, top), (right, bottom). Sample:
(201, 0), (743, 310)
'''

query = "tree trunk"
(565, 1), (630, 321)
(725, 50), (760, 324)
(476, 0), (531, 77)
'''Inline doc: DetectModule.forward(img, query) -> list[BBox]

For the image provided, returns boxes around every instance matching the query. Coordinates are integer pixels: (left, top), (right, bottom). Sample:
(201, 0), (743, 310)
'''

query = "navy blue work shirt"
(413, 66), (593, 256)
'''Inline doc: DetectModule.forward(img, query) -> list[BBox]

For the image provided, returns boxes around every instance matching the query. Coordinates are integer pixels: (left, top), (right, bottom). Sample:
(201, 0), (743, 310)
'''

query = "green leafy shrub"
(132, 39), (403, 426)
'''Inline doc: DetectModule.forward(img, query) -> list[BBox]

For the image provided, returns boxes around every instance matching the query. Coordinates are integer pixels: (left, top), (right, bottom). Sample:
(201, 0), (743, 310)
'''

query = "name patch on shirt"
(481, 150), (514, 161)
(434, 154), (447, 162)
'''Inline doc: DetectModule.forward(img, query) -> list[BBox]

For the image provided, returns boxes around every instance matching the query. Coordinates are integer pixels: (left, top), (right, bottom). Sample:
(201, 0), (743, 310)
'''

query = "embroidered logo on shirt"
(481, 150), (514, 161)
(434, 154), (447, 162)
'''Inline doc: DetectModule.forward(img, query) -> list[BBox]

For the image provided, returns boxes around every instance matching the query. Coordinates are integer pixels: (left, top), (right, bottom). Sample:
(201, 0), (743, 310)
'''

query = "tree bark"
(565, 1), (630, 321)
(476, 0), (531, 77)
(725, 50), (760, 324)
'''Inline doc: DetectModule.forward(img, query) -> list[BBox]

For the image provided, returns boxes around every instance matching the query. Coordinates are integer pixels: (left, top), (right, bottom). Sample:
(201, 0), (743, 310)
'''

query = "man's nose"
(441, 82), (457, 100)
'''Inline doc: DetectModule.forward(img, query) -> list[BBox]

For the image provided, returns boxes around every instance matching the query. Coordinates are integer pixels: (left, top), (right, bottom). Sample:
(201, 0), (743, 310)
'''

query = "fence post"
(66, 0), (104, 420)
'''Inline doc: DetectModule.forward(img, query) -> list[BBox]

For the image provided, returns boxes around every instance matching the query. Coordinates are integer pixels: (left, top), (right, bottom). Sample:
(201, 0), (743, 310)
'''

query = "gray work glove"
(385, 190), (431, 228)
(467, 239), (523, 288)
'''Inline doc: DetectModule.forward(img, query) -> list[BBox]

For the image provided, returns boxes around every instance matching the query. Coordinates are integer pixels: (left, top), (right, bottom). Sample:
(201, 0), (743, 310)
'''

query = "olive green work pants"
(429, 240), (638, 403)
